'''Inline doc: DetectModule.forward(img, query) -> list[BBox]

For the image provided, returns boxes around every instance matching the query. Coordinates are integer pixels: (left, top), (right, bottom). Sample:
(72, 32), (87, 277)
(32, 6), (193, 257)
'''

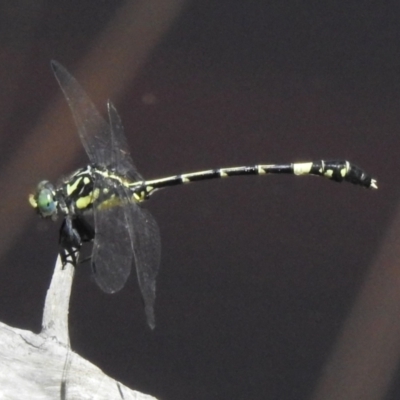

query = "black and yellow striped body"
(57, 160), (376, 217)
(29, 61), (379, 332)
(60, 166), (130, 215)
(138, 159), (377, 199)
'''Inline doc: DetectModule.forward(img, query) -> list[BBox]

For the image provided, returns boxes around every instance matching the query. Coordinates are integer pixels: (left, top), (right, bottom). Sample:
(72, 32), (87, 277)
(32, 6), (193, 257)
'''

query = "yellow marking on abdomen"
(133, 193), (143, 202)
(257, 165), (267, 175)
(181, 175), (191, 183)
(340, 162), (350, 177)
(293, 162), (313, 175)
(181, 169), (215, 183)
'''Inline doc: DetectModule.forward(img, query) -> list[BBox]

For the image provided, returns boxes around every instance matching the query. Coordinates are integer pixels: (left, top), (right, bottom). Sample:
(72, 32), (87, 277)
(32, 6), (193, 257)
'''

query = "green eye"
(37, 188), (56, 217)
(29, 181), (57, 218)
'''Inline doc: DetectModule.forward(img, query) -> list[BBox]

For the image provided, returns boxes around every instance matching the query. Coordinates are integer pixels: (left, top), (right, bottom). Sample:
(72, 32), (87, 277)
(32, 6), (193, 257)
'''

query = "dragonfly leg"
(59, 215), (94, 268)
(59, 216), (81, 268)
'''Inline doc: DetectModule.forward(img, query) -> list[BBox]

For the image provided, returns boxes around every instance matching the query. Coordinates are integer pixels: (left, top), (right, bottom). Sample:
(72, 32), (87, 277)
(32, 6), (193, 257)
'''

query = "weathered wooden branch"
(0, 256), (158, 400)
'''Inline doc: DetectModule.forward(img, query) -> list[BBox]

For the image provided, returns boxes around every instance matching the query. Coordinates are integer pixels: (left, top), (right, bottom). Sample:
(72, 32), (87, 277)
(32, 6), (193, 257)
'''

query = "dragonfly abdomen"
(139, 160), (377, 198)
(60, 160), (376, 216)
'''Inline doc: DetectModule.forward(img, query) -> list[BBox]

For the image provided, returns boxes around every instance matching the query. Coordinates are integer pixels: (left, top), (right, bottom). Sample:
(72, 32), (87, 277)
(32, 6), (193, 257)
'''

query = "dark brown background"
(0, 1), (398, 399)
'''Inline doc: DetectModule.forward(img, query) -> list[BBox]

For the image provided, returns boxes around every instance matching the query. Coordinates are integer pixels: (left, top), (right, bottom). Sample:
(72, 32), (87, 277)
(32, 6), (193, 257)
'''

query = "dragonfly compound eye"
(37, 189), (56, 217)
(29, 181), (58, 218)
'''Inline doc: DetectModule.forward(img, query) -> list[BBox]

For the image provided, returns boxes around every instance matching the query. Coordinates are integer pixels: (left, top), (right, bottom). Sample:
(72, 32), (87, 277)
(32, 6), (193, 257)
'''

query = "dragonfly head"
(29, 181), (59, 220)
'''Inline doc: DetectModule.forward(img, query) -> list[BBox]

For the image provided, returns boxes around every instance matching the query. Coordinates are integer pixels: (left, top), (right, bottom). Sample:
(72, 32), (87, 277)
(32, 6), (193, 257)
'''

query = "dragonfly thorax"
(60, 165), (97, 215)
(59, 165), (148, 217)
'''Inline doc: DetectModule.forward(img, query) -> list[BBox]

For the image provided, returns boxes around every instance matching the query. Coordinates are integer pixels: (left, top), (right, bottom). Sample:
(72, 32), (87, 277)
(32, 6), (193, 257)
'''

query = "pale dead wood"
(0, 256), (158, 400)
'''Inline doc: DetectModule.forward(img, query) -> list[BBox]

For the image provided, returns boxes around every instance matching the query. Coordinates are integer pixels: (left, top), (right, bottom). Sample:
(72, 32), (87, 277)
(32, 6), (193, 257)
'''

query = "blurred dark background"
(0, 1), (399, 399)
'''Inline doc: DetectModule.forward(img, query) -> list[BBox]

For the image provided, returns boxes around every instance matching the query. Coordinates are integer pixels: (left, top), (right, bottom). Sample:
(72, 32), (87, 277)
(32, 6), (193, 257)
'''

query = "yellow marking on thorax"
(76, 188), (100, 210)
(97, 195), (123, 211)
(293, 162), (313, 175)
(66, 176), (83, 196)
(94, 169), (133, 187)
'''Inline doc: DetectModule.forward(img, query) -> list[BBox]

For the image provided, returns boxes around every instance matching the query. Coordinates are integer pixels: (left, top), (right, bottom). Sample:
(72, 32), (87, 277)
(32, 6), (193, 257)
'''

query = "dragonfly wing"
(91, 177), (133, 293)
(107, 100), (143, 181)
(52, 61), (158, 319)
(51, 60), (111, 167)
(51, 61), (143, 181)
(93, 178), (161, 328)
(122, 192), (161, 329)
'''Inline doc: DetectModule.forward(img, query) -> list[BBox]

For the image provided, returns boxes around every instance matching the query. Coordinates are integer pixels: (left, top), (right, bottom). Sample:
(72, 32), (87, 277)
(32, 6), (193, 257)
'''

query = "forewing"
(52, 62), (144, 181)
(107, 100), (143, 181)
(51, 60), (112, 167)
(91, 177), (133, 293)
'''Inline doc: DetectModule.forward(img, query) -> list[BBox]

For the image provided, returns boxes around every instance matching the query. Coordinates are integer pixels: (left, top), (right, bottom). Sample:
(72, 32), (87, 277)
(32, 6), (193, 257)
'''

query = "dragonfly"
(29, 61), (378, 329)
